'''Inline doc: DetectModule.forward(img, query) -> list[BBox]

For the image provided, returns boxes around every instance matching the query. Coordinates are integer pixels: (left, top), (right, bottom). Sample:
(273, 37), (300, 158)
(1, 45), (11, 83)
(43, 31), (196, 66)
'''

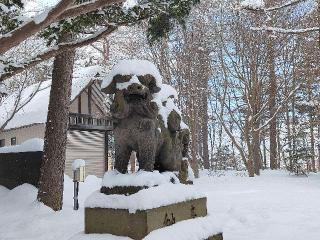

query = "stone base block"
(207, 232), (223, 240)
(100, 185), (150, 195)
(85, 197), (207, 239)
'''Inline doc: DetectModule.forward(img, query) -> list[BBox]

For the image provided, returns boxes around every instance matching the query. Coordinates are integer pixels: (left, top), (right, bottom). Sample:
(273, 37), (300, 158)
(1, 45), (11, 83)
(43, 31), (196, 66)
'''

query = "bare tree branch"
(265, 0), (308, 11)
(251, 26), (320, 34)
(255, 84), (301, 132)
(215, 112), (248, 167)
(0, 79), (47, 131)
(0, 26), (117, 81)
(241, 0), (308, 12)
(0, 0), (125, 54)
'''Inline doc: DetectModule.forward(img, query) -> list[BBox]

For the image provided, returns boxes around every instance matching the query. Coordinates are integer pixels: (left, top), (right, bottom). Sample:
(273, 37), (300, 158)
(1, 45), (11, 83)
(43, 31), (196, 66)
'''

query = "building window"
(11, 137), (16, 146)
(0, 139), (5, 147)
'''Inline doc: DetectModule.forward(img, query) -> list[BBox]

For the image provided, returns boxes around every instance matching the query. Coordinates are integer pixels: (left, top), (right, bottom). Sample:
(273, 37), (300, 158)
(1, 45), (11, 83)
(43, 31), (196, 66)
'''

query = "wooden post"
(104, 131), (109, 172)
(130, 151), (136, 173)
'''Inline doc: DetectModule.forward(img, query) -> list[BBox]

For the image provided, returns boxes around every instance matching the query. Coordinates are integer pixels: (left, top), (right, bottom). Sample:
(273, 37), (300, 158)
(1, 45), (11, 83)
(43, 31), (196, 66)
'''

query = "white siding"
(65, 130), (105, 178)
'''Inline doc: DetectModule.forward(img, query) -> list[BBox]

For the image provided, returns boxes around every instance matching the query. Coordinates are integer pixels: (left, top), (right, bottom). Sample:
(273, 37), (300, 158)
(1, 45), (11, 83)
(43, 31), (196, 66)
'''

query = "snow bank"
(102, 60), (162, 89)
(0, 174), (102, 240)
(101, 170), (179, 188)
(0, 138), (43, 153)
(72, 159), (86, 171)
(2, 170), (320, 240)
(240, 0), (265, 9)
(69, 233), (132, 240)
(85, 183), (205, 213)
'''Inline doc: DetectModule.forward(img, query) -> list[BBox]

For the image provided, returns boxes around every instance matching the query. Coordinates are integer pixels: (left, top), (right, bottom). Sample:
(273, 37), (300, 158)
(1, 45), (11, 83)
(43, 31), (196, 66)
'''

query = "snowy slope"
(1, 170), (320, 240)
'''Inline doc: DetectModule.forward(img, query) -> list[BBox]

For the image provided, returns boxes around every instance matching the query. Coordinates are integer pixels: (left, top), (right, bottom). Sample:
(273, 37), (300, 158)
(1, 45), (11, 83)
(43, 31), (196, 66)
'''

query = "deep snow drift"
(1, 170), (320, 240)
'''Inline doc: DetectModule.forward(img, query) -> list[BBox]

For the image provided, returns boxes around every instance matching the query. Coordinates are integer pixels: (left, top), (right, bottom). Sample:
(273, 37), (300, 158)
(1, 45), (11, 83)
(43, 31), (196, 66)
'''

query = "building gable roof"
(0, 66), (106, 131)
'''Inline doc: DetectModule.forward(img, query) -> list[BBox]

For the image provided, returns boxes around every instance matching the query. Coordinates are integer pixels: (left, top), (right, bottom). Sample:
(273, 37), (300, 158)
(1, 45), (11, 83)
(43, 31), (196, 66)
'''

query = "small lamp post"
(72, 159), (86, 210)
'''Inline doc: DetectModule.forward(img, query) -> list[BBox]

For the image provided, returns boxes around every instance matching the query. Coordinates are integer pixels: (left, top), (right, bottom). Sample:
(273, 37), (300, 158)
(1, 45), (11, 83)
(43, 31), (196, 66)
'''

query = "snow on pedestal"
(101, 170), (179, 189)
(85, 183), (205, 214)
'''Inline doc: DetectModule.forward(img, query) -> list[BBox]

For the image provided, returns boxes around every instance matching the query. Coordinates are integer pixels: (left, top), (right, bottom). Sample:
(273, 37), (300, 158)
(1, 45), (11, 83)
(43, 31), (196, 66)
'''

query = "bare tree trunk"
(262, 133), (267, 169)
(247, 147), (255, 177)
(310, 114), (316, 172)
(318, 115), (320, 171)
(202, 84), (210, 169)
(37, 33), (75, 211)
(244, 119), (255, 177)
(268, 39), (278, 170)
(253, 129), (261, 175)
(190, 112), (199, 178)
(277, 121), (282, 168)
(285, 78), (292, 170)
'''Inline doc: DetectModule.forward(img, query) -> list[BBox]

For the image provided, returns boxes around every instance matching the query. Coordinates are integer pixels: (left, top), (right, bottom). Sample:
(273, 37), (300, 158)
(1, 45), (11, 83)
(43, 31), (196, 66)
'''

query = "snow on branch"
(240, 0), (308, 12)
(251, 26), (320, 34)
(240, 0), (265, 10)
(56, 0), (125, 21)
(0, 0), (125, 54)
(0, 0), (74, 54)
(264, 0), (308, 12)
(0, 26), (117, 82)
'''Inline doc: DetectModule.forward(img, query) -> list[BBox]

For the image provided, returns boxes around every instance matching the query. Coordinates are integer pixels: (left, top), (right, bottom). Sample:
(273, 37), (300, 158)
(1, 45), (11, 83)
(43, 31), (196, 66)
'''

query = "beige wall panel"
(81, 91), (89, 114)
(0, 124), (46, 146)
(91, 103), (104, 118)
(69, 99), (78, 113)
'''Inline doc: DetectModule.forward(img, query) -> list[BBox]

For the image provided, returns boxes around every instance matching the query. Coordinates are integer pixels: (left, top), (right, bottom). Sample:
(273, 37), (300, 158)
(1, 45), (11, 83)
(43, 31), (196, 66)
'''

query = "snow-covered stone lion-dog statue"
(102, 60), (190, 181)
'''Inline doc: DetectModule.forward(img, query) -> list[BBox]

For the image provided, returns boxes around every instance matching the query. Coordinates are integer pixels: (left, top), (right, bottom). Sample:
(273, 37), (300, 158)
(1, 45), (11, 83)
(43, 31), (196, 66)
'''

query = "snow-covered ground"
(0, 170), (320, 240)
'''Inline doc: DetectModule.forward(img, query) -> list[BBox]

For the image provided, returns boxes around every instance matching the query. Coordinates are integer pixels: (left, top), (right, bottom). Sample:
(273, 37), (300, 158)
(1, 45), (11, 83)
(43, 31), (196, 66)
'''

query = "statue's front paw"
(139, 119), (153, 131)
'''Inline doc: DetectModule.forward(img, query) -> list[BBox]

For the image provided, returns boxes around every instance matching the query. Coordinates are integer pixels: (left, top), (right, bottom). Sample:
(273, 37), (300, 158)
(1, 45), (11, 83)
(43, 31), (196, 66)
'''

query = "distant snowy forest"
(0, 0), (319, 179)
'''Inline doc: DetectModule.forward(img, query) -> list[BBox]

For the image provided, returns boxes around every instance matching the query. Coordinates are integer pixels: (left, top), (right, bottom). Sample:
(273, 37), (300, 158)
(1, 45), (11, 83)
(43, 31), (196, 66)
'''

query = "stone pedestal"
(84, 177), (223, 240)
(207, 233), (223, 240)
(85, 197), (207, 239)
